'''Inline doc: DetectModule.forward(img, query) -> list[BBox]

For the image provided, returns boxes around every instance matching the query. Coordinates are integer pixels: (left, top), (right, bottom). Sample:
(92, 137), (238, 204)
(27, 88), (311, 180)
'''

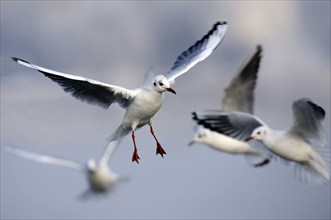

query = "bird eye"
(257, 131), (261, 135)
(198, 133), (205, 138)
(159, 82), (164, 86)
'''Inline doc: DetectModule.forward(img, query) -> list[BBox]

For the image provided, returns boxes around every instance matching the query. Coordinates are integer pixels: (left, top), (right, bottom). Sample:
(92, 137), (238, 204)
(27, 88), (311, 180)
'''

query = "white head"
(151, 75), (176, 94)
(189, 126), (211, 146)
(87, 159), (97, 173)
(246, 126), (268, 141)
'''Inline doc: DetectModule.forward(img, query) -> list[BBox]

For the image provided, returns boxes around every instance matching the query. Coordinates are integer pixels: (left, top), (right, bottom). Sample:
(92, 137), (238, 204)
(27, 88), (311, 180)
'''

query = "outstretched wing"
(12, 57), (137, 109)
(5, 145), (84, 172)
(165, 21), (228, 84)
(222, 45), (262, 114)
(193, 110), (265, 141)
(288, 98), (326, 147)
(99, 140), (120, 165)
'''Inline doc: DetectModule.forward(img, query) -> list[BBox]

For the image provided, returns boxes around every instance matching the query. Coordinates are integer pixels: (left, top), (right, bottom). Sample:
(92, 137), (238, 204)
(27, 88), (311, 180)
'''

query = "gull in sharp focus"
(191, 45), (271, 167)
(194, 98), (330, 185)
(12, 21), (228, 163)
(5, 141), (127, 198)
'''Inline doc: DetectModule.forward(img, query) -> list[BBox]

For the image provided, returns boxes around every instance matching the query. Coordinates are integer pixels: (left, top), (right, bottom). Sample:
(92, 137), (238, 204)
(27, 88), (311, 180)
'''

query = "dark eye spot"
(257, 131), (261, 135)
(159, 82), (163, 86)
(153, 82), (156, 87)
(198, 133), (205, 138)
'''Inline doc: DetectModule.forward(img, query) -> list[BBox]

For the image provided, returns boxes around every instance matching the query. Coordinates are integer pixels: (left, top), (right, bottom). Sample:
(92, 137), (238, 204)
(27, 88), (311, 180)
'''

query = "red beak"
(245, 136), (253, 142)
(166, 87), (176, 94)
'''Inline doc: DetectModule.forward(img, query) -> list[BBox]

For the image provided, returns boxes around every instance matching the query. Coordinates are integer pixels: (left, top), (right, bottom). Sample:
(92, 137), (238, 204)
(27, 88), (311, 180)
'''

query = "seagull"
(191, 45), (271, 167)
(11, 21), (228, 163)
(5, 141), (127, 197)
(194, 98), (330, 185)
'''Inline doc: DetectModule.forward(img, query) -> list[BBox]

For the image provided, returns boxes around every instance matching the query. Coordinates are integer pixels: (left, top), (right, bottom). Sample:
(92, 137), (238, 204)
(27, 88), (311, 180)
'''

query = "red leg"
(131, 131), (140, 164)
(150, 126), (167, 157)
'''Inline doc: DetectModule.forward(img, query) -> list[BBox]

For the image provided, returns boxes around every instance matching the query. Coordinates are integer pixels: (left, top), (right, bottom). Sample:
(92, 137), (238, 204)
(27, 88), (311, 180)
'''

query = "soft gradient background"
(1, 1), (330, 219)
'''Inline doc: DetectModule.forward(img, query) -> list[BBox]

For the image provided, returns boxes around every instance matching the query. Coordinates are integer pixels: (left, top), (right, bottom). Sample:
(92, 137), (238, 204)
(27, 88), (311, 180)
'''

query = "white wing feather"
(12, 57), (137, 109)
(166, 21), (228, 84)
(5, 145), (84, 172)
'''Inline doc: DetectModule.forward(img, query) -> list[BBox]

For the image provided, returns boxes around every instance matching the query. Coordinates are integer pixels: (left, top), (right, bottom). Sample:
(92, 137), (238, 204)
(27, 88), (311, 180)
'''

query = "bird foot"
(156, 142), (167, 158)
(132, 149), (140, 164)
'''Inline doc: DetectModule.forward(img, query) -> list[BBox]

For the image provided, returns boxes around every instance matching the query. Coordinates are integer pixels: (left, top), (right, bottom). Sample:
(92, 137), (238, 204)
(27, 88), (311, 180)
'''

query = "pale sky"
(1, 1), (330, 219)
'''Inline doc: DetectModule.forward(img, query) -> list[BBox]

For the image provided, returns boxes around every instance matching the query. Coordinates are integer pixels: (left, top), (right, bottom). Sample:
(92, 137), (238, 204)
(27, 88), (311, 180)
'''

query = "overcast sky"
(1, 1), (330, 219)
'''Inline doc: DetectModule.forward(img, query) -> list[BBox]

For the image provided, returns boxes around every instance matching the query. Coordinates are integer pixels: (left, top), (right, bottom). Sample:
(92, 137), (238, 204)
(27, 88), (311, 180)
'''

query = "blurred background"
(1, 1), (330, 219)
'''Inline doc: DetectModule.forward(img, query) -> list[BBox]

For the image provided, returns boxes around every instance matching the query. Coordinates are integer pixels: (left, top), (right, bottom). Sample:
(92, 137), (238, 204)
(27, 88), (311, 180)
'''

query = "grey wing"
(222, 45), (263, 114)
(166, 21), (228, 84)
(5, 145), (84, 172)
(12, 57), (137, 109)
(99, 140), (120, 165)
(192, 110), (265, 141)
(288, 98), (326, 147)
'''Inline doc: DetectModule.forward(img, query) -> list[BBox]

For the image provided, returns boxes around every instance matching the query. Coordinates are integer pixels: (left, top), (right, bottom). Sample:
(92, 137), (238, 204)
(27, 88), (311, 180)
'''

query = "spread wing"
(99, 140), (119, 165)
(288, 98), (326, 147)
(165, 21), (228, 84)
(5, 145), (84, 172)
(12, 57), (137, 109)
(222, 45), (262, 114)
(193, 110), (265, 141)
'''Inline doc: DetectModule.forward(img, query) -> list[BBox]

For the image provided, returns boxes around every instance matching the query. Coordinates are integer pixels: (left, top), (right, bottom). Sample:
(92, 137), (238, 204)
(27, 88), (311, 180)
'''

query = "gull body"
(12, 21), (228, 163)
(249, 125), (329, 183)
(191, 45), (270, 167)
(196, 98), (330, 184)
(5, 141), (125, 198)
(190, 127), (263, 155)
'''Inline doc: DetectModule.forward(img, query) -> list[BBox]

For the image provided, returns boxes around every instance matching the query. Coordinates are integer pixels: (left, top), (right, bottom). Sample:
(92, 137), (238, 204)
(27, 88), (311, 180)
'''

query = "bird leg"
(131, 131), (140, 164)
(149, 126), (167, 157)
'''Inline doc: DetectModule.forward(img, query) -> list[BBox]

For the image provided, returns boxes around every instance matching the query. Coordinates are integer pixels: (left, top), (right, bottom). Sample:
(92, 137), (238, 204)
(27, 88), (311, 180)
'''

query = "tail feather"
(293, 147), (330, 185)
(106, 125), (131, 142)
(294, 163), (329, 185)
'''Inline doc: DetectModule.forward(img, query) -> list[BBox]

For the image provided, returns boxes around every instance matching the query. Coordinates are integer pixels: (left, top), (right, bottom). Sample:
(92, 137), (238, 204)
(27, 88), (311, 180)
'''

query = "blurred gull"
(194, 98), (330, 185)
(11, 21), (228, 163)
(5, 141), (127, 198)
(191, 45), (271, 167)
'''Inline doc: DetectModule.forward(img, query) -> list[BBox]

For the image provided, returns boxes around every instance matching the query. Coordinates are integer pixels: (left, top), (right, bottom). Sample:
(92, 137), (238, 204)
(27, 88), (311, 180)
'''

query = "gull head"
(189, 126), (210, 146)
(152, 75), (176, 94)
(246, 126), (268, 141)
(87, 159), (97, 173)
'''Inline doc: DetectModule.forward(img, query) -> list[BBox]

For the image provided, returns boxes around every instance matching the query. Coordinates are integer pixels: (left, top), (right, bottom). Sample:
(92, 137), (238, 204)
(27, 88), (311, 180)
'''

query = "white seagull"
(191, 45), (271, 167)
(5, 141), (127, 198)
(194, 98), (330, 185)
(12, 21), (228, 163)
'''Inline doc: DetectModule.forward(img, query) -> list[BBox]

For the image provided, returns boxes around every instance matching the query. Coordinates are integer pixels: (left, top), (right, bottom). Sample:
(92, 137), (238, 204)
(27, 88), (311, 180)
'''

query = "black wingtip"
(192, 112), (198, 120)
(214, 21), (227, 28)
(11, 57), (19, 62)
(256, 44), (263, 52)
(307, 100), (326, 119)
(11, 57), (30, 64)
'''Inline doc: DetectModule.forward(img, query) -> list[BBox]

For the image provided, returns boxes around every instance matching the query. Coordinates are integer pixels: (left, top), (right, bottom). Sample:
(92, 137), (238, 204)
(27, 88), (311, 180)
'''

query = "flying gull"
(194, 98), (330, 184)
(12, 21), (228, 163)
(191, 45), (271, 167)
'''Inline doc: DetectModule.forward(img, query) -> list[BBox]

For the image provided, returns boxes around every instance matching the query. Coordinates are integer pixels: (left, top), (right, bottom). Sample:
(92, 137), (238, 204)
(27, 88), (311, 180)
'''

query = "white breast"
(123, 89), (164, 127)
(205, 131), (258, 155)
(88, 167), (116, 191)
